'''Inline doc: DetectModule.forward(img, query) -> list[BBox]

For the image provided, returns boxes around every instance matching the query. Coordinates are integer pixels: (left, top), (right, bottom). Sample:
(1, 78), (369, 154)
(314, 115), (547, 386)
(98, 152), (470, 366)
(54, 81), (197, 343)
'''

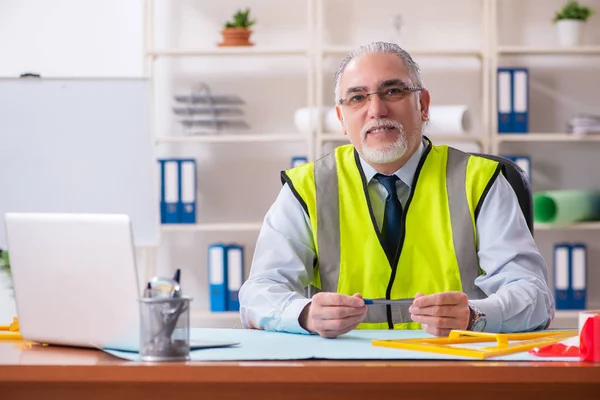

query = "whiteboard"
(0, 78), (158, 247)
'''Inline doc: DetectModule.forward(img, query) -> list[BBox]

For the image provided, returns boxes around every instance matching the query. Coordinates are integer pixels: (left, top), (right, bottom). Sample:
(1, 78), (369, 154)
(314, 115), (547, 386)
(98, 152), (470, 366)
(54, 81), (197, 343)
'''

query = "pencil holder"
(138, 296), (192, 362)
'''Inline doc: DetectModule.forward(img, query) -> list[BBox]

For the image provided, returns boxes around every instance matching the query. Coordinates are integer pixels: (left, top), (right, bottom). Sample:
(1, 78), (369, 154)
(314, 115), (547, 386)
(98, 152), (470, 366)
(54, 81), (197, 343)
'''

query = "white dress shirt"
(239, 140), (555, 334)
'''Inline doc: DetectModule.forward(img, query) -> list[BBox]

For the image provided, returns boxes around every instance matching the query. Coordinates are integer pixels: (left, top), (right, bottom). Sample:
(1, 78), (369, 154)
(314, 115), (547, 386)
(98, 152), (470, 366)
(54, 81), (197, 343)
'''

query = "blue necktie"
(374, 173), (403, 263)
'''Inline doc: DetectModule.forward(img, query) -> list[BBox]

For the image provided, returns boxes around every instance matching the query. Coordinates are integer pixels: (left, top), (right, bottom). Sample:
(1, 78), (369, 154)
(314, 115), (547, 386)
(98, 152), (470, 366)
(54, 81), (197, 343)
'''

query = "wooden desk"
(1, 341), (599, 400)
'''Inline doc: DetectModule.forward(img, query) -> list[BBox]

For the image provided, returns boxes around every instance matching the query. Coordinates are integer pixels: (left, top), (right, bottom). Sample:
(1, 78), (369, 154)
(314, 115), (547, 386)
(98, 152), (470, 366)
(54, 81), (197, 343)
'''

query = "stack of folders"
(497, 67), (529, 134)
(208, 243), (245, 312)
(158, 158), (196, 224)
(553, 243), (587, 310)
(291, 156), (308, 168)
(501, 154), (531, 182)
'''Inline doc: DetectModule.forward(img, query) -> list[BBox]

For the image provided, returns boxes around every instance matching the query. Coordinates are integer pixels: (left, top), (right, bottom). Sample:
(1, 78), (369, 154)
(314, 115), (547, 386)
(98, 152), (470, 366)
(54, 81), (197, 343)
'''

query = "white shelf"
(156, 134), (307, 144)
(191, 310), (241, 328)
(317, 133), (487, 143)
(535, 222), (600, 231)
(317, 133), (348, 141)
(322, 46), (482, 58)
(497, 45), (600, 55)
(147, 48), (308, 57)
(496, 133), (600, 142)
(161, 222), (263, 232)
(425, 134), (488, 143)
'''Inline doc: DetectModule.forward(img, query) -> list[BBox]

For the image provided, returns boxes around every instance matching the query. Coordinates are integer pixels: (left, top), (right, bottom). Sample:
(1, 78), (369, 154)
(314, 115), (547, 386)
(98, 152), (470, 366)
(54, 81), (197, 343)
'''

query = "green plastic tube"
(533, 190), (600, 225)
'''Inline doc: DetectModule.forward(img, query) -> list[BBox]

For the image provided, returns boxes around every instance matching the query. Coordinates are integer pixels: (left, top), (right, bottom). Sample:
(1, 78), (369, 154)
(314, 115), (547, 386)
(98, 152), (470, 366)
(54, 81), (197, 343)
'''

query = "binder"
(502, 155), (531, 182)
(208, 243), (227, 312)
(179, 159), (196, 224)
(159, 159), (180, 223)
(570, 243), (587, 310)
(226, 244), (244, 312)
(497, 68), (513, 133)
(512, 68), (529, 133)
(553, 243), (571, 310)
(291, 156), (308, 168)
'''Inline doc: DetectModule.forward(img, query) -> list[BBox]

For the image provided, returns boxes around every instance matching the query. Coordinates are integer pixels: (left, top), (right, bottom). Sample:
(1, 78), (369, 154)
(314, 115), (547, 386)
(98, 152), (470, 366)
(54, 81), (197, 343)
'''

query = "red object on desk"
(580, 314), (600, 362)
(529, 342), (580, 357)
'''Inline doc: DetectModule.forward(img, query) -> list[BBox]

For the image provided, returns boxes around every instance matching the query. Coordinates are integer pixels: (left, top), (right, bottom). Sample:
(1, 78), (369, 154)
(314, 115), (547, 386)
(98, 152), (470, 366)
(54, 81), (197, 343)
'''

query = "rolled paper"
(533, 190), (600, 225)
(579, 310), (600, 362)
(325, 107), (343, 133)
(293, 106), (329, 133)
(426, 105), (471, 135)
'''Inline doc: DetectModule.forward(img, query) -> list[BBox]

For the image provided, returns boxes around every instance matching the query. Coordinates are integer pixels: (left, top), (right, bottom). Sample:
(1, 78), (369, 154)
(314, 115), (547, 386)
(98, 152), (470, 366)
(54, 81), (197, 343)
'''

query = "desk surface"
(1, 341), (599, 400)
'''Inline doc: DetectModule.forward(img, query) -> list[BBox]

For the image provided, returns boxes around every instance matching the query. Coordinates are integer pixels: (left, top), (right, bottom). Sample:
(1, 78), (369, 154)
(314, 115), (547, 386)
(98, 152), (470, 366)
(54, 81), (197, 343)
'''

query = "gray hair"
(334, 42), (423, 103)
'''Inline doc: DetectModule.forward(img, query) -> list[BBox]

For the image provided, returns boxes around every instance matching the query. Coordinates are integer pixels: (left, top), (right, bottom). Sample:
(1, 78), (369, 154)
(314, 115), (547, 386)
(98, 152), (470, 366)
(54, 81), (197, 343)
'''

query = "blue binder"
(208, 243), (227, 312)
(570, 243), (587, 310)
(553, 243), (571, 310)
(158, 158), (180, 223)
(226, 244), (244, 312)
(512, 68), (529, 133)
(291, 156), (308, 168)
(502, 155), (531, 182)
(497, 68), (513, 133)
(179, 158), (196, 224)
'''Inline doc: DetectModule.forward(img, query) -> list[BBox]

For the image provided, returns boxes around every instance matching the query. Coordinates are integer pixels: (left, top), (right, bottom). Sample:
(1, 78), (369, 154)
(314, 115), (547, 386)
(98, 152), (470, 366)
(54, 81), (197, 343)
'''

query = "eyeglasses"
(338, 86), (424, 110)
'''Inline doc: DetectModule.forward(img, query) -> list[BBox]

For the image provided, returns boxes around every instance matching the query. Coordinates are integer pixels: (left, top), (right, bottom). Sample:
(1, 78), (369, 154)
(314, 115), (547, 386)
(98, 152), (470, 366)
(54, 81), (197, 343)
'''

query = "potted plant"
(553, 1), (594, 46)
(219, 8), (256, 47)
(0, 249), (12, 297)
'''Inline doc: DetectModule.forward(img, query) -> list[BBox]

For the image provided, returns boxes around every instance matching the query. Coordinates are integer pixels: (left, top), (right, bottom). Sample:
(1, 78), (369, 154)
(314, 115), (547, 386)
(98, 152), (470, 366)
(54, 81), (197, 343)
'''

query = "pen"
(363, 298), (414, 306)
(173, 268), (181, 284)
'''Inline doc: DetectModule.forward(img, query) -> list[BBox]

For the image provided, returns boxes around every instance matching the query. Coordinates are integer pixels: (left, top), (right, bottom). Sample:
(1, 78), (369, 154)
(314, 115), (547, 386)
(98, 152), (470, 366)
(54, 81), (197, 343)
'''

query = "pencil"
(363, 298), (414, 305)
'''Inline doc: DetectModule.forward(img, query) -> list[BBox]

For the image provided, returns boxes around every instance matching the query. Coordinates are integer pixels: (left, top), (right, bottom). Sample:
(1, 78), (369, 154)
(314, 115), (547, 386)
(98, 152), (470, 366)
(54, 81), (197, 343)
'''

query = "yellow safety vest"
(282, 138), (501, 330)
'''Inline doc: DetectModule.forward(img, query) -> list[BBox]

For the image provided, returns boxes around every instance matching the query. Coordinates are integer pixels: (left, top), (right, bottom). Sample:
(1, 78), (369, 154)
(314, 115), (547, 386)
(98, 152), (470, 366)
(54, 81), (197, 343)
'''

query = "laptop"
(5, 212), (144, 351)
(5, 212), (240, 354)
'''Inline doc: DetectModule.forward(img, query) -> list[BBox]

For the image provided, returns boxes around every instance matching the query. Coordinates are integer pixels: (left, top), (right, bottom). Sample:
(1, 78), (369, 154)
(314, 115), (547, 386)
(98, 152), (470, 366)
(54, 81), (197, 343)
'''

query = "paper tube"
(426, 105), (471, 134)
(579, 310), (600, 362)
(325, 107), (343, 133)
(533, 190), (600, 225)
(305, 105), (471, 135)
(294, 106), (329, 133)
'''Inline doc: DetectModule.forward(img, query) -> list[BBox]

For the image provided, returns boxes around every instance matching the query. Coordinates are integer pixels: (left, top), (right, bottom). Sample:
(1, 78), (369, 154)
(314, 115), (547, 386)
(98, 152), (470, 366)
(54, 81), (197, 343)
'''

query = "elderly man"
(239, 42), (554, 338)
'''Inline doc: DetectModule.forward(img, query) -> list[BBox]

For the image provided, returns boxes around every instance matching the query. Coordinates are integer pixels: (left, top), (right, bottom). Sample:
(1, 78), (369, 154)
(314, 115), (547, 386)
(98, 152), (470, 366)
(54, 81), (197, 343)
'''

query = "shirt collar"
(359, 138), (426, 189)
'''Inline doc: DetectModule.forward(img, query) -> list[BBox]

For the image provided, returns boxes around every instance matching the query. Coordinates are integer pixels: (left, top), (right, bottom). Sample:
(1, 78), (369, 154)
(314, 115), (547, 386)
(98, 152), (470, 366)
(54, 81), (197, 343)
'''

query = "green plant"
(553, 1), (594, 22)
(224, 8), (256, 29)
(0, 250), (9, 272)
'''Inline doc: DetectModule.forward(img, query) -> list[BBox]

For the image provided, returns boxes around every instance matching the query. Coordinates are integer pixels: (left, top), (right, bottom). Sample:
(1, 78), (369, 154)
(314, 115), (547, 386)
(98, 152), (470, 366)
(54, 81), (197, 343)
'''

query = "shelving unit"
(495, 133), (600, 142)
(497, 45), (600, 55)
(488, 0), (600, 154)
(160, 222), (263, 233)
(313, 0), (492, 158)
(142, 0), (599, 328)
(143, 0), (316, 233)
(142, 0), (316, 326)
(147, 48), (309, 57)
(155, 133), (306, 144)
(535, 222), (600, 231)
(489, 0), (600, 328)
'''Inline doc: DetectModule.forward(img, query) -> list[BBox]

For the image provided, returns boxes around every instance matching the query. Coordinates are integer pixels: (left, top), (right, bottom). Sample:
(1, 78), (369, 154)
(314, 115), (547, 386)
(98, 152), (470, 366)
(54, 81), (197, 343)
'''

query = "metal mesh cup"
(138, 296), (192, 361)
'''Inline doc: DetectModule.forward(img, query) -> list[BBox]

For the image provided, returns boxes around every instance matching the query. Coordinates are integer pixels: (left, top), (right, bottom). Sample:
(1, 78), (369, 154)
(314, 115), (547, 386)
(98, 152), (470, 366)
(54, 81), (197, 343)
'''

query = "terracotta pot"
(219, 28), (253, 47)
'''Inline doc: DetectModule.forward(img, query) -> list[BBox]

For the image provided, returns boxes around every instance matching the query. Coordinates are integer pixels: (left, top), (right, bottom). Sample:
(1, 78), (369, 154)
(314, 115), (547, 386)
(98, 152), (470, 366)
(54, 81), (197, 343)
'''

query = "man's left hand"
(409, 291), (470, 336)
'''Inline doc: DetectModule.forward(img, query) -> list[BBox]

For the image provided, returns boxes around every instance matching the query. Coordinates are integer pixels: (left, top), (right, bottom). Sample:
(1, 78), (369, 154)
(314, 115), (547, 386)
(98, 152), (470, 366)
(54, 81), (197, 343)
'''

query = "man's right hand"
(299, 292), (367, 338)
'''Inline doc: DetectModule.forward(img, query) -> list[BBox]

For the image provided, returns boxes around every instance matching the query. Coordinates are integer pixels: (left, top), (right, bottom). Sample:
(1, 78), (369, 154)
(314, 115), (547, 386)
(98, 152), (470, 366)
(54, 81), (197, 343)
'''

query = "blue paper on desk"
(103, 329), (580, 362)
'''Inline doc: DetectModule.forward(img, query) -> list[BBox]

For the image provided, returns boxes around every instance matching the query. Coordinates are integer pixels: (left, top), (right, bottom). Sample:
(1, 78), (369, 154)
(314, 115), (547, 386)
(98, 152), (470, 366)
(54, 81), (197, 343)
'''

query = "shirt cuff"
(469, 297), (504, 333)
(277, 297), (313, 335)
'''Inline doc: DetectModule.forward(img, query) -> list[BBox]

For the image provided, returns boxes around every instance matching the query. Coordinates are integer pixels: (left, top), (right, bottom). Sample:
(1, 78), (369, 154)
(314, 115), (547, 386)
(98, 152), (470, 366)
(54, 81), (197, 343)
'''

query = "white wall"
(1, 0), (599, 328)
(0, 0), (144, 77)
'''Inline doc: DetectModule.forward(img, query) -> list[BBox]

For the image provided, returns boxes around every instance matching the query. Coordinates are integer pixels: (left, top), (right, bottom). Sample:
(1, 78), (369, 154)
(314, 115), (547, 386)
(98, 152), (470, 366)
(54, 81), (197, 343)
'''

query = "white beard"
(359, 118), (408, 164)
